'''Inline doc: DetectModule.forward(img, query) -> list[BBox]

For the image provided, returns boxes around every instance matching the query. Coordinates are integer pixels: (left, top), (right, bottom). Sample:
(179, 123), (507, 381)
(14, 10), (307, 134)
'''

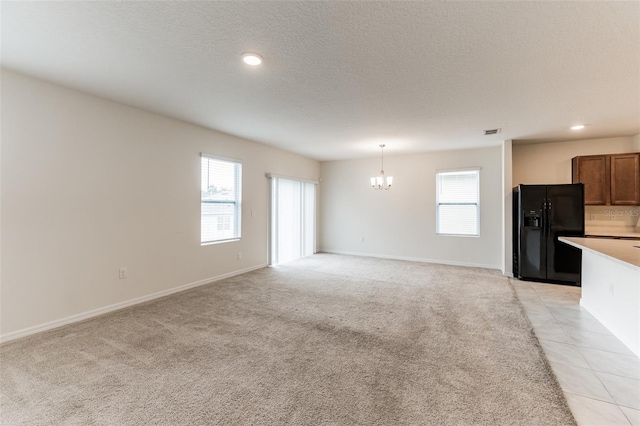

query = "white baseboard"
(0, 264), (267, 344)
(319, 249), (500, 270)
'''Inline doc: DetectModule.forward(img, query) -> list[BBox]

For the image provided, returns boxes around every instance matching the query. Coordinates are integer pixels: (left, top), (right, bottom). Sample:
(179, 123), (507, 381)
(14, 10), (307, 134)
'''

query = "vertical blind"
(201, 155), (242, 244)
(270, 177), (316, 265)
(436, 169), (480, 236)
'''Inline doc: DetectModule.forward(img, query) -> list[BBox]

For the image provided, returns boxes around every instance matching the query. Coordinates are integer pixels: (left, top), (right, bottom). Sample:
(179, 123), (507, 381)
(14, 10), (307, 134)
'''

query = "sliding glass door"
(270, 177), (316, 265)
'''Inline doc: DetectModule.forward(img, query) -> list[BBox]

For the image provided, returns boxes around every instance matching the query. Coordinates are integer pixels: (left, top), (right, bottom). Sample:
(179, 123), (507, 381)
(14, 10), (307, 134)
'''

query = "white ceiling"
(2, 1), (639, 161)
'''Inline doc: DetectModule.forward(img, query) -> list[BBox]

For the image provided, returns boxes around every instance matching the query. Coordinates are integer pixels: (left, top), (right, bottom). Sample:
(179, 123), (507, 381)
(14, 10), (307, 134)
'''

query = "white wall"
(512, 136), (638, 186)
(0, 70), (319, 339)
(502, 140), (513, 276)
(319, 146), (503, 269)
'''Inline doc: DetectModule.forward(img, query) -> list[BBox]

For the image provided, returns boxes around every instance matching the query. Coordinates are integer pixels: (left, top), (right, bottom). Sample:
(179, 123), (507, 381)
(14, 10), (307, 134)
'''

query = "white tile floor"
(512, 279), (640, 426)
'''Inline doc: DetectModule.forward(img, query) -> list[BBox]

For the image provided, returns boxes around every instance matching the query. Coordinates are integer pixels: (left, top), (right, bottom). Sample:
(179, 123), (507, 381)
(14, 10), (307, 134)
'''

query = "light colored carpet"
(0, 254), (575, 425)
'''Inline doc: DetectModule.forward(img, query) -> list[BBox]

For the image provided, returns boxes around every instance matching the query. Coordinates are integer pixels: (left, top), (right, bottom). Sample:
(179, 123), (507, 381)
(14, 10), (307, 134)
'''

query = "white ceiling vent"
(484, 128), (501, 135)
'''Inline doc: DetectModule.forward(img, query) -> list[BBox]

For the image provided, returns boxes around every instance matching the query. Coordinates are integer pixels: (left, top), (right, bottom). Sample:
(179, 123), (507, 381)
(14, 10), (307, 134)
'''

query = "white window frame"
(436, 168), (480, 237)
(200, 153), (242, 245)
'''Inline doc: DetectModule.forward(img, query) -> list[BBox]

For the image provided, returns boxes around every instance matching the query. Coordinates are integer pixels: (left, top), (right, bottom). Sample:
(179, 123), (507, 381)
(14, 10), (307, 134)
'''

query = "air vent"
(484, 128), (501, 135)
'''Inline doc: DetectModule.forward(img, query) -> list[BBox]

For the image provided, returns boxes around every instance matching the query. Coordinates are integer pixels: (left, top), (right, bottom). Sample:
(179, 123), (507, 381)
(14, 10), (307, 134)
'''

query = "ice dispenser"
(524, 211), (541, 227)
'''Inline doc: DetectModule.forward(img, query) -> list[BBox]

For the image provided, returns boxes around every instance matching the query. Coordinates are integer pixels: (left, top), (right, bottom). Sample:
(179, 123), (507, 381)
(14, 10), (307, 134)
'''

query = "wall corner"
(501, 140), (513, 276)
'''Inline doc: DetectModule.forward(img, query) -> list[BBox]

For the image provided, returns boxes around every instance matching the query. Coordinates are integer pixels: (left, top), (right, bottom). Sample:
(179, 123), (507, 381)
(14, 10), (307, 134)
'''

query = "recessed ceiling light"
(571, 124), (585, 130)
(242, 53), (263, 66)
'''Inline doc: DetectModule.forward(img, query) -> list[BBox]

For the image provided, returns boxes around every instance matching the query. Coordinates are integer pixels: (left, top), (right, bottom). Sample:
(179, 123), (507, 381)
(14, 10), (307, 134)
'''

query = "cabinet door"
(572, 155), (608, 205)
(610, 153), (640, 205)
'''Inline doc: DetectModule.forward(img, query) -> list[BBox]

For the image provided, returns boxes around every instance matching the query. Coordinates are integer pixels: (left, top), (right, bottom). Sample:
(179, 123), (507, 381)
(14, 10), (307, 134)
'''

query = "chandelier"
(370, 144), (393, 190)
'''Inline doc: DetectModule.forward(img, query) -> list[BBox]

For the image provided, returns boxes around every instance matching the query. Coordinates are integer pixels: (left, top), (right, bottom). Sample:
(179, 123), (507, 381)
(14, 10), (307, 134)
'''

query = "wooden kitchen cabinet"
(572, 155), (608, 204)
(572, 153), (640, 205)
(610, 153), (640, 205)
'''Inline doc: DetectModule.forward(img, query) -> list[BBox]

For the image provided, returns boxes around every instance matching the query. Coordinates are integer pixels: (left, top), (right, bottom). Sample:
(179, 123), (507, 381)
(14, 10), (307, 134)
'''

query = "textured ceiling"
(2, 1), (639, 161)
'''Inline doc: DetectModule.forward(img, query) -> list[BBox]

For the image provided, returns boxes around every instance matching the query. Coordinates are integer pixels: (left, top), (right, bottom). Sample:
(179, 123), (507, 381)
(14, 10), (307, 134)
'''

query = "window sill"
(201, 238), (240, 246)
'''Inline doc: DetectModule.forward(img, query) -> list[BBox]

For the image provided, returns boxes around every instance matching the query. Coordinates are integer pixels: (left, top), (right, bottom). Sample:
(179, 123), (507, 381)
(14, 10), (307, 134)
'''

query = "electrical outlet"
(237, 252), (242, 260)
(251, 210), (255, 217)
(119, 267), (128, 279)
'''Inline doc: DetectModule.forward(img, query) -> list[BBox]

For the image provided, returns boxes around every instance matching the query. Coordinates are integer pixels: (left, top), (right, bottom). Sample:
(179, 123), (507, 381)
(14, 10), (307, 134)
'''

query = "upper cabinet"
(572, 153), (640, 205)
(572, 155), (608, 204)
(610, 154), (640, 205)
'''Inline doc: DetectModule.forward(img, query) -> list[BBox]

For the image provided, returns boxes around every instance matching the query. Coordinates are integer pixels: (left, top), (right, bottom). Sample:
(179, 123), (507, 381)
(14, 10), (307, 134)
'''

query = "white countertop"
(585, 225), (640, 239)
(585, 231), (640, 239)
(560, 237), (640, 271)
(585, 229), (640, 239)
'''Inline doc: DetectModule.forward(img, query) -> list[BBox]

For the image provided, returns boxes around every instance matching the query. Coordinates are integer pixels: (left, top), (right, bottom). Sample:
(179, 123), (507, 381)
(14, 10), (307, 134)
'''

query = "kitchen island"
(560, 237), (640, 357)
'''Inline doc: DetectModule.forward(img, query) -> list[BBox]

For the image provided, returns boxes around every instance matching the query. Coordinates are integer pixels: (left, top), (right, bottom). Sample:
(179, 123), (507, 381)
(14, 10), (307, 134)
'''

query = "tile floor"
(512, 279), (640, 426)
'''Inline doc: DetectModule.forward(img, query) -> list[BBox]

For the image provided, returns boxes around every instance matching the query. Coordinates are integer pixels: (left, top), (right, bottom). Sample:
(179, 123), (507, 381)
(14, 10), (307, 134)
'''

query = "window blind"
(201, 155), (242, 244)
(436, 169), (480, 236)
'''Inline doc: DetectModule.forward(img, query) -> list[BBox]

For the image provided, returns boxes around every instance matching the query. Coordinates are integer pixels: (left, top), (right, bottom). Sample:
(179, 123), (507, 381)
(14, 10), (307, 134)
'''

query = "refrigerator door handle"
(544, 199), (550, 238)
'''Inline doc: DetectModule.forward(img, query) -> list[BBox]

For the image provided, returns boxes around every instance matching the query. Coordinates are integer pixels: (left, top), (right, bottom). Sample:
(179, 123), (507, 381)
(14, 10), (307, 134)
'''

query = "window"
(201, 155), (242, 244)
(436, 169), (480, 236)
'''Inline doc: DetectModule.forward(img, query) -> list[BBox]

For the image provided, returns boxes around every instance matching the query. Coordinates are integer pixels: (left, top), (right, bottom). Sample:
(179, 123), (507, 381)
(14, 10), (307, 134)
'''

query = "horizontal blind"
(436, 169), (479, 236)
(201, 155), (242, 244)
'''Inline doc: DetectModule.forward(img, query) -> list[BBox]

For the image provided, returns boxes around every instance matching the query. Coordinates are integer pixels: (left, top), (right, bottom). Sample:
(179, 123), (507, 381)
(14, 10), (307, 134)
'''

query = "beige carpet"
(0, 254), (575, 425)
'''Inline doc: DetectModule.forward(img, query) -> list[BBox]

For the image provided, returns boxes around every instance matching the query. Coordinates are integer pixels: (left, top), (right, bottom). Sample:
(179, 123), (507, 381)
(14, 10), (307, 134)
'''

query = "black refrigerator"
(513, 184), (585, 285)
